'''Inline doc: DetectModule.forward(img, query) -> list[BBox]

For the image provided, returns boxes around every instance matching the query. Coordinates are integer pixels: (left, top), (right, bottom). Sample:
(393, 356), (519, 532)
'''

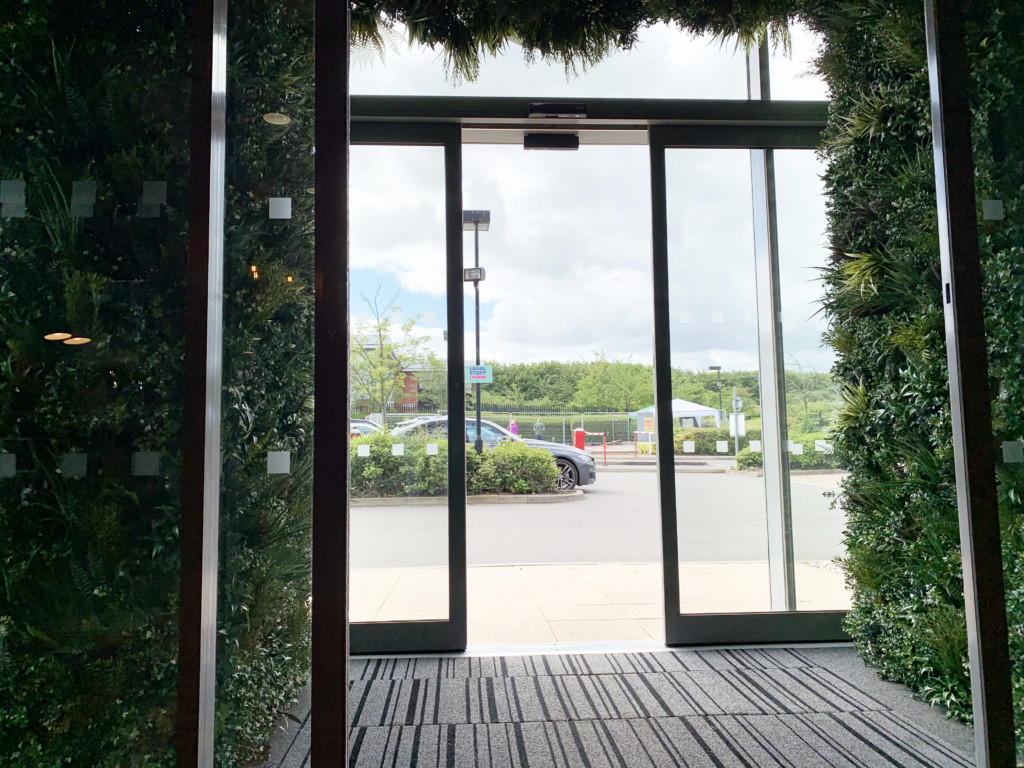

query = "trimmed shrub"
(735, 432), (841, 471)
(673, 428), (762, 456)
(486, 440), (560, 494)
(351, 435), (558, 497)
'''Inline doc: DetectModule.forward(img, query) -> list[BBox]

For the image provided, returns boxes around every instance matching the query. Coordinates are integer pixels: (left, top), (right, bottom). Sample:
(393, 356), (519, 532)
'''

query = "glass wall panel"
(215, 3), (315, 763)
(665, 149), (772, 613)
(0, 5), (190, 764)
(768, 22), (829, 100)
(352, 23), (747, 100)
(774, 149), (851, 611)
(349, 145), (450, 622)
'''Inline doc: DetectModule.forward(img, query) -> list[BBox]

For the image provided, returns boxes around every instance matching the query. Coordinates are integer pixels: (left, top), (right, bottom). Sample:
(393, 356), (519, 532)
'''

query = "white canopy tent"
(630, 398), (720, 429)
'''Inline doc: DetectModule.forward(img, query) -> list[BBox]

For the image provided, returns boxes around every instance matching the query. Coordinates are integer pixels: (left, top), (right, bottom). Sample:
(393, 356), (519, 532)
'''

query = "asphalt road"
(351, 469), (847, 568)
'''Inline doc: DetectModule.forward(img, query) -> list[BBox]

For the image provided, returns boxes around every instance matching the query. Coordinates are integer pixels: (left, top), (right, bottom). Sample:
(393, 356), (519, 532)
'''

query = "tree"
(572, 353), (653, 413)
(350, 288), (433, 416)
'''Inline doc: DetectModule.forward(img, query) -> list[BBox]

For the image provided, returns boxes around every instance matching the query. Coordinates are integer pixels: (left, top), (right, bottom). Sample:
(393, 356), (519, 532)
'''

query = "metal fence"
(353, 407), (640, 445)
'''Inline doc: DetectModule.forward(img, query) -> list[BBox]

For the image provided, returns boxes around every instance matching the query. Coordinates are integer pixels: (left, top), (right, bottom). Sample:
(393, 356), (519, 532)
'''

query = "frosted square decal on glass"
(0, 453), (14, 478)
(137, 199), (161, 218)
(426, 443), (439, 456)
(682, 440), (695, 453)
(712, 311), (725, 324)
(391, 443), (404, 456)
(791, 443), (804, 455)
(268, 197), (292, 219)
(814, 440), (834, 454)
(71, 181), (97, 218)
(1003, 441), (1024, 464)
(2, 202), (25, 218)
(267, 450), (290, 474)
(0, 179), (25, 203)
(2, 180), (25, 216)
(783, 440), (794, 452)
(142, 181), (168, 205)
(357, 444), (371, 457)
(749, 440), (762, 453)
(61, 453), (87, 479)
(715, 440), (728, 453)
(982, 200), (1004, 221)
(132, 451), (162, 476)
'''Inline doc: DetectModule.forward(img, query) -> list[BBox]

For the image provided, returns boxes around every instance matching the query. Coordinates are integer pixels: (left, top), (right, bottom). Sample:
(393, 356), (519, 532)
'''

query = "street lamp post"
(709, 365), (723, 422)
(463, 210), (490, 454)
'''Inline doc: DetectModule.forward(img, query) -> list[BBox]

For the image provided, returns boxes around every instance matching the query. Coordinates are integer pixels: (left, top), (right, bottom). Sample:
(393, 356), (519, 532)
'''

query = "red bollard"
(574, 428), (586, 450)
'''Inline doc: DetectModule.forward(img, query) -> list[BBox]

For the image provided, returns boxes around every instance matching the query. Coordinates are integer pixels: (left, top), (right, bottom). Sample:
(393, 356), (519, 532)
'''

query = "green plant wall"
(810, 0), (1024, 732)
(4, 0), (1024, 764)
(0, 0), (315, 765)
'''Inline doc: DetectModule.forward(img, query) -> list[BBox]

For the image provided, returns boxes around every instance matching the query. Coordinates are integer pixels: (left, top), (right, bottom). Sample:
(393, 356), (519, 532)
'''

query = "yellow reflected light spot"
(263, 112), (291, 125)
(44, 332), (72, 341)
(286, 275), (293, 282)
(63, 337), (91, 346)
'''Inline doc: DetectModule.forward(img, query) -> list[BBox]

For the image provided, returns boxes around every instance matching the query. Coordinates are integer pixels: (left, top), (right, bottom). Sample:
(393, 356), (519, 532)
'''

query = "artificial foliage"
(3, 0), (1024, 764)
(0, 0), (315, 765)
(808, 0), (1024, 734)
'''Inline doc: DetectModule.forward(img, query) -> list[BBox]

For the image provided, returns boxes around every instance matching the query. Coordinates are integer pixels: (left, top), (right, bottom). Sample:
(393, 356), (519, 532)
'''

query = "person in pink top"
(508, 417), (519, 436)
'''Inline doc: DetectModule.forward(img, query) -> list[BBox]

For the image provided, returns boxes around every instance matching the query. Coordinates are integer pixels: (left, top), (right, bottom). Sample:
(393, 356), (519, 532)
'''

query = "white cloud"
(349, 23), (835, 375)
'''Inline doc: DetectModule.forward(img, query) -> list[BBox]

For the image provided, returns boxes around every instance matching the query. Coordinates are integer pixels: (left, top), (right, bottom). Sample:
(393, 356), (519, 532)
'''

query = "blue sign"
(464, 364), (493, 384)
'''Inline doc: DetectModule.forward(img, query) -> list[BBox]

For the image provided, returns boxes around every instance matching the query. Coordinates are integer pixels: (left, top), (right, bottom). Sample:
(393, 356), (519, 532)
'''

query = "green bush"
(673, 427), (762, 456)
(735, 432), (842, 471)
(351, 435), (558, 497)
(486, 440), (560, 494)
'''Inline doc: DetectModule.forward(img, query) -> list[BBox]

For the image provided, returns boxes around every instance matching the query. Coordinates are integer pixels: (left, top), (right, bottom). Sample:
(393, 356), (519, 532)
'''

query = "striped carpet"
(264, 647), (975, 767)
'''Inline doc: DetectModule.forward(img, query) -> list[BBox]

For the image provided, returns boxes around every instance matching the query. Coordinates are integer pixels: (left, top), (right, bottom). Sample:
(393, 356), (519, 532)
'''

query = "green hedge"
(350, 433), (558, 497)
(735, 432), (841, 471)
(672, 428), (762, 456)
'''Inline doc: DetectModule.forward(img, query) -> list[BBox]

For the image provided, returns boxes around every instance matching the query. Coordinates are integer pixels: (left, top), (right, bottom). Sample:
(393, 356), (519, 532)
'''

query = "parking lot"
(351, 467), (846, 568)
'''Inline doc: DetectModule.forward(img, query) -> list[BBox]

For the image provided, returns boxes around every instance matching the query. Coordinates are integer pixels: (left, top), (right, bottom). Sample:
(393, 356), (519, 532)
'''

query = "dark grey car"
(391, 416), (596, 491)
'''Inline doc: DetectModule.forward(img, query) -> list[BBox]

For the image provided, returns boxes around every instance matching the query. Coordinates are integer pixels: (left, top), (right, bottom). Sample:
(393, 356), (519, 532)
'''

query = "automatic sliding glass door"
(650, 127), (849, 645)
(349, 123), (466, 653)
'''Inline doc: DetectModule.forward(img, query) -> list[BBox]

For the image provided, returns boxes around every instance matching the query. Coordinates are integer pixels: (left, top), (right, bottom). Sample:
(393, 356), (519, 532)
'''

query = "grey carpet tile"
(264, 648), (975, 768)
(348, 648), (817, 682)
(346, 714), (973, 768)
(347, 667), (892, 728)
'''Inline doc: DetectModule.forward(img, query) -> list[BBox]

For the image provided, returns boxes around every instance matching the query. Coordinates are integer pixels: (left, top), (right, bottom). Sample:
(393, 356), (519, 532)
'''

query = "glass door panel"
(664, 148), (771, 614)
(349, 125), (466, 652)
(774, 149), (851, 612)
(651, 127), (848, 645)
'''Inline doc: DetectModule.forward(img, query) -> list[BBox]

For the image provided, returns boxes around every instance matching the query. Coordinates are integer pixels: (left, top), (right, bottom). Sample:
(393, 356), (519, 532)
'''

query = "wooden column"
(312, 0), (351, 763)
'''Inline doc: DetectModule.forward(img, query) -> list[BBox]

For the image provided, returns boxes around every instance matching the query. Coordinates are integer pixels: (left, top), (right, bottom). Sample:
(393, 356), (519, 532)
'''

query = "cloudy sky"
(348, 23), (834, 378)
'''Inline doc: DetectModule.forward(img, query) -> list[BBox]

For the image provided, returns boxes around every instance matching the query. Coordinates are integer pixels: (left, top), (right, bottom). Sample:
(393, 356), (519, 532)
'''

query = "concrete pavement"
(351, 467), (851, 644)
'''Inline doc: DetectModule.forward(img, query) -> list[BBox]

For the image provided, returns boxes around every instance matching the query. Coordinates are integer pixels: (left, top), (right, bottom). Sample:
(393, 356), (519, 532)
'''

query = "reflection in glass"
(349, 144), (450, 622)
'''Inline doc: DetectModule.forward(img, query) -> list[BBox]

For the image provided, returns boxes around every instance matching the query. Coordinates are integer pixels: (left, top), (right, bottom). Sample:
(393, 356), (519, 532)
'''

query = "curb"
(351, 489), (585, 507)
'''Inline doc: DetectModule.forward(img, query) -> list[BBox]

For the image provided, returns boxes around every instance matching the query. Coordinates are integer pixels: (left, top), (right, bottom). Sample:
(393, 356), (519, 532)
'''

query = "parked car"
(391, 415), (596, 491)
(350, 419), (382, 438)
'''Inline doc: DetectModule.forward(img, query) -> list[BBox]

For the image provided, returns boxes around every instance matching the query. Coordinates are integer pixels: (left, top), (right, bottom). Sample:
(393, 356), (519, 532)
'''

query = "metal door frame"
(649, 124), (847, 645)
(349, 122), (467, 653)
